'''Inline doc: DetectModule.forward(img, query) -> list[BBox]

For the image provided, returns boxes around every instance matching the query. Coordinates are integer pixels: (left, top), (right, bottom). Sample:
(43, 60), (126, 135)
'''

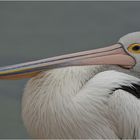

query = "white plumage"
(22, 66), (140, 138)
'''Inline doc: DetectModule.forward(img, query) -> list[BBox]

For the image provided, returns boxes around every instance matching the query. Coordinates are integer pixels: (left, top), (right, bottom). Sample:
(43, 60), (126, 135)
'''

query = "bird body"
(22, 65), (140, 138)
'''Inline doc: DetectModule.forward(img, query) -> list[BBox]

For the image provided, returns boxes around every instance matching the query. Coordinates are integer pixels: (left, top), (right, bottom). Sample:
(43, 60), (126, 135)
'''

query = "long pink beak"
(0, 44), (135, 80)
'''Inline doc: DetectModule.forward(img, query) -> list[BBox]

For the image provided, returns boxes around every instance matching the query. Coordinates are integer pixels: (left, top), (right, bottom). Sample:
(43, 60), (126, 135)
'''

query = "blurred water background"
(0, 1), (140, 138)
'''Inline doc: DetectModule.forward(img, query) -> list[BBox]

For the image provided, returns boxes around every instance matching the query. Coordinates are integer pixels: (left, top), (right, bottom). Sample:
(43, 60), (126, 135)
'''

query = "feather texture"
(22, 66), (140, 139)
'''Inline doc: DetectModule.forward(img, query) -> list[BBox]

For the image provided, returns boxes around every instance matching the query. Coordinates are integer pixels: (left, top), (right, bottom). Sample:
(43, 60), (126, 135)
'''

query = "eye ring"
(127, 43), (140, 54)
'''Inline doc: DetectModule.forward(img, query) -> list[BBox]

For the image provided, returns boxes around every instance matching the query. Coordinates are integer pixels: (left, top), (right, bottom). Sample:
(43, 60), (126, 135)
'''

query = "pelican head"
(119, 32), (140, 72)
(1, 32), (140, 79)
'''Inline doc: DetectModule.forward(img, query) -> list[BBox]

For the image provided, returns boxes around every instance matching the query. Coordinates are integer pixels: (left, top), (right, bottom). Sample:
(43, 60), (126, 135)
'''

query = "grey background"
(0, 1), (140, 138)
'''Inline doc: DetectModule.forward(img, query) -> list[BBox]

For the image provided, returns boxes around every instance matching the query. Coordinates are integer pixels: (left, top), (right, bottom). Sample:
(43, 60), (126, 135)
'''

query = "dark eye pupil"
(132, 45), (140, 51)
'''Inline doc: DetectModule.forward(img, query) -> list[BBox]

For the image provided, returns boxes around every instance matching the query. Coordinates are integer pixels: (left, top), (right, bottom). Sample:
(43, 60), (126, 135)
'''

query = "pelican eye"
(128, 43), (140, 54)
